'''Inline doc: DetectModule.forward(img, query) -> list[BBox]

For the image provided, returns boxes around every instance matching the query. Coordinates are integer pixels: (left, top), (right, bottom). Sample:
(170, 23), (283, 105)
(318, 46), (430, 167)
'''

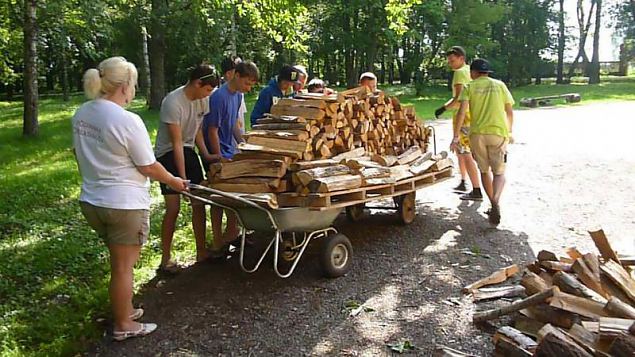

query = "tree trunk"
(149, 0), (167, 110)
(140, 26), (151, 105)
(619, 43), (630, 76)
(556, 0), (566, 84)
(567, 0), (595, 78)
(23, 0), (39, 137)
(588, 0), (602, 84)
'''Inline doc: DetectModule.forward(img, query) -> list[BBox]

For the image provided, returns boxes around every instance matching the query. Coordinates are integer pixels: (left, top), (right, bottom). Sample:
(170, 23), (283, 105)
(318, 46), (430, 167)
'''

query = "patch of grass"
(1, 78), (634, 355)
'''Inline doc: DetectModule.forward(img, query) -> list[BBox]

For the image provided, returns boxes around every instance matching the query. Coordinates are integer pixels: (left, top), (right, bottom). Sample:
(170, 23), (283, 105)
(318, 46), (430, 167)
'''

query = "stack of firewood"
(445, 229), (635, 357)
(206, 87), (435, 195)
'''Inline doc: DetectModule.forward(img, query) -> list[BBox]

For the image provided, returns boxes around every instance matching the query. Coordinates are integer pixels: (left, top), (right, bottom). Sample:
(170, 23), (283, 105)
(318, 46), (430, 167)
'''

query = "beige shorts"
(80, 202), (149, 246)
(469, 134), (508, 175)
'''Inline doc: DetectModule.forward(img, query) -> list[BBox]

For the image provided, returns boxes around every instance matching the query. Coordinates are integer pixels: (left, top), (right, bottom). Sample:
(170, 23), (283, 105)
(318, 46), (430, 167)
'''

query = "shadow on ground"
(89, 196), (535, 356)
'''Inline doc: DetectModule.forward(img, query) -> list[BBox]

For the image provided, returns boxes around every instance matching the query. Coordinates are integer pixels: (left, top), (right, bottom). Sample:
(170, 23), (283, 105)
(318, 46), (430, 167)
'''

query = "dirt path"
(90, 101), (635, 356)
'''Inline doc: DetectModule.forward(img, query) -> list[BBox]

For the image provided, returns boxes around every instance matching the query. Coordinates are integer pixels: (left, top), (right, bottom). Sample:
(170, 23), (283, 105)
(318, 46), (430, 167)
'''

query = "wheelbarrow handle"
(183, 183), (279, 230)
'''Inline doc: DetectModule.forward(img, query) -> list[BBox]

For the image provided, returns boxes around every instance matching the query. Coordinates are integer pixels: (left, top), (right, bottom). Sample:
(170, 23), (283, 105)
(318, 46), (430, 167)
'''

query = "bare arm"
(444, 84), (464, 110)
(454, 101), (469, 139)
(136, 161), (188, 192)
(232, 121), (244, 144)
(167, 123), (186, 179)
(207, 126), (222, 157)
(504, 103), (514, 133)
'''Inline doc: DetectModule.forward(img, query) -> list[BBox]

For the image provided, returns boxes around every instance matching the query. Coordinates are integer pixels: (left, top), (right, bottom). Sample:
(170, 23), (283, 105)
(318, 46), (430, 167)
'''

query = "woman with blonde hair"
(72, 56), (188, 340)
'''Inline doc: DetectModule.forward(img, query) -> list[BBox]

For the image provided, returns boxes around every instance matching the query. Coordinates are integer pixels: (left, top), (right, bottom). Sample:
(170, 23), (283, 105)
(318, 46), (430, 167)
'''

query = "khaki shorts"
(80, 202), (149, 246)
(469, 134), (508, 175)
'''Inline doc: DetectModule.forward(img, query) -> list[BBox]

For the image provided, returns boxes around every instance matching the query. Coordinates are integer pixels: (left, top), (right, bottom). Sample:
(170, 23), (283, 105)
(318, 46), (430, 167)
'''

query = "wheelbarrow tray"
(229, 206), (343, 232)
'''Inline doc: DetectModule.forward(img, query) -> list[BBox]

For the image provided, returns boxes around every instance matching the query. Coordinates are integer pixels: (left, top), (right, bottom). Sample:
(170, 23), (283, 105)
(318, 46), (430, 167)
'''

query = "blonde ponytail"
(82, 57), (138, 100)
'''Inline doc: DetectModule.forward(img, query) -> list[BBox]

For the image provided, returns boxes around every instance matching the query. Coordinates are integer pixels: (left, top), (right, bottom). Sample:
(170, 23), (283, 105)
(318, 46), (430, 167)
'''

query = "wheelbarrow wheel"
(346, 203), (365, 222)
(395, 192), (416, 225)
(320, 233), (353, 278)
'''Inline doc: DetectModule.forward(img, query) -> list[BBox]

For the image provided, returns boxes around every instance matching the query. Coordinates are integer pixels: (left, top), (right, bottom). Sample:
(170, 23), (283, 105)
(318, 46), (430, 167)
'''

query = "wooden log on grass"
(473, 287), (558, 323)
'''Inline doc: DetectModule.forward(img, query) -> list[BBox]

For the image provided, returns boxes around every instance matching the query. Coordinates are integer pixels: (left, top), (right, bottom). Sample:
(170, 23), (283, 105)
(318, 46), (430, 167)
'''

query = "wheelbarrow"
(182, 184), (352, 279)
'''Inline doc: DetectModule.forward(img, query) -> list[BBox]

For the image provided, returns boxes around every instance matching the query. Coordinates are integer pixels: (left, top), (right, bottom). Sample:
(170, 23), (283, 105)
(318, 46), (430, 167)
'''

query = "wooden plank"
(307, 174), (362, 193)
(231, 151), (294, 164)
(246, 136), (309, 153)
(600, 259), (635, 303)
(473, 287), (558, 323)
(218, 159), (287, 180)
(252, 122), (311, 131)
(238, 142), (303, 159)
(258, 114), (307, 123)
(589, 229), (622, 265)
(599, 317), (635, 338)
(463, 264), (520, 293)
(472, 285), (526, 302)
(276, 98), (326, 109)
(270, 104), (325, 120)
(571, 257), (608, 298)
(549, 290), (609, 319)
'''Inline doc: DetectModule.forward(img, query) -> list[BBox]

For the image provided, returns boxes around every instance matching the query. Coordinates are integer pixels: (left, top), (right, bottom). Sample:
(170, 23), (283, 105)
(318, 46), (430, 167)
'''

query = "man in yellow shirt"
(453, 59), (514, 226)
(435, 46), (482, 200)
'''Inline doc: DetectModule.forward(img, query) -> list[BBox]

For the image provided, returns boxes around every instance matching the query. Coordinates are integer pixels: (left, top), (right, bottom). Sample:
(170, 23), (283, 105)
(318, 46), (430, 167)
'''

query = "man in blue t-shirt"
(249, 65), (301, 126)
(202, 61), (260, 254)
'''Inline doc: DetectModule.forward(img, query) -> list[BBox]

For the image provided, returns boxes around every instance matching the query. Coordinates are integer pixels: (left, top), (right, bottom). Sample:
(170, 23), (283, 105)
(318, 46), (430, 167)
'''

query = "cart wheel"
(346, 203), (366, 222)
(280, 239), (299, 262)
(396, 192), (416, 225)
(320, 233), (353, 278)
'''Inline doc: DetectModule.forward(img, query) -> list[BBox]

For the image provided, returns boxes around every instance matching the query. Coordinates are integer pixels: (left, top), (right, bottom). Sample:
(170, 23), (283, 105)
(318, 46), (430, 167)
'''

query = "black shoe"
(488, 205), (501, 226)
(460, 190), (483, 201)
(454, 181), (468, 192)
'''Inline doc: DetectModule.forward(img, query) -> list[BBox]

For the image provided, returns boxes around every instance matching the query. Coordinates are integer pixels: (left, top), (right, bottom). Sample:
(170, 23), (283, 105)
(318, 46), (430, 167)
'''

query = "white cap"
(359, 72), (377, 81)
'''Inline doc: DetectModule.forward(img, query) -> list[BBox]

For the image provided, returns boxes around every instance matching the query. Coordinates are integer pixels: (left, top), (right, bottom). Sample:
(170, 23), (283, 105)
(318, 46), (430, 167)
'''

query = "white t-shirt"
(154, 86), (210, 158)
(72, 99), (156, 210)
(238, 96), (247, 133)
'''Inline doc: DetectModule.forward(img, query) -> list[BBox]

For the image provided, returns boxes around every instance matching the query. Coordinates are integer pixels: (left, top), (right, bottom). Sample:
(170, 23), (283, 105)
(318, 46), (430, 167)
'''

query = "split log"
(567, 324), (599, 353)
(535, 329), (593, 357)
(270, 104), (325, 120)
(288, 159), (338, 172)
(520, 304), (580, 329)
(409, 159), (436, 175)
(552, 271), (607, 304)
(538, 250), (559, 261)
(540, 261), (573, 272)
(294, 165), (351, 186)
(571, 257), (608, 298)
(514, 315), (545, 338)
(246, 136), (310, 153)
(258, 114), (306, 123)
(252, 122), (311, 131)
(472, 285), (526, 301)
(429, 158), (454, 172)
(493, 326), (537, 355)
(549, 290), (608, 319)
(396, 145), (422, 165)
(521, 271), (551, 296)
(343, 158), (383, 171)
(332, 147), (365, 161)
(217, 159), (287, 180)
(232, 151), (294, 164)
(604, 297), (635, 319)
(463, 264), (519, 293)
(389, 165), (415, 181)
(359, 167), (392, 180)
(600, 259), (635, 303)
(371, 154), (398, 167)
(608, 333), (635, 357)
(599, 317), (635, 338)
(238, 142), (304, 159)
(243, 129), (309, 142)
(566, 247), (584, 260)
(588, 228), (622, 265)
(307, 175), (362, 193)
(276, 98), (326, 109)
(433, 345), (476, 357)
(210, 178), (286, 193)
(473, 287), (558, 323)
(364, 177), (396, 186)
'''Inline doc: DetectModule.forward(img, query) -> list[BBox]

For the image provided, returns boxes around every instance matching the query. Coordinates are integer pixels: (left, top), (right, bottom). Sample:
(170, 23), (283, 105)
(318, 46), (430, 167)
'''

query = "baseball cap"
(278, 65), (302, 84)
(359, 72), (377, 81)
(470, 58), (494, 73)
(446, 46), (466, 57)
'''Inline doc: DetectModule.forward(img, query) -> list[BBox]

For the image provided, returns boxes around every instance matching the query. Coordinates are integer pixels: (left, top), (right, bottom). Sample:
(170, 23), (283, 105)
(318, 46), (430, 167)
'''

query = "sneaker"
(489, 205), (501, 226)
(460, 190), (483, 201)
(454, 181), (468, 192)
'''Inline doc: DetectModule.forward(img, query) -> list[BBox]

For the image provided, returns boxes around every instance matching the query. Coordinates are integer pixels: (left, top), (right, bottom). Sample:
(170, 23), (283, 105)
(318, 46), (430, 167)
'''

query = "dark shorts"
(157, 147), (204, 195)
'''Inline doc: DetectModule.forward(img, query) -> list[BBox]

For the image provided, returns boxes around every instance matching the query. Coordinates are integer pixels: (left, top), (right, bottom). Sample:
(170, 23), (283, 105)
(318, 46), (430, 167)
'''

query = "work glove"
(434, 106), (446, 118)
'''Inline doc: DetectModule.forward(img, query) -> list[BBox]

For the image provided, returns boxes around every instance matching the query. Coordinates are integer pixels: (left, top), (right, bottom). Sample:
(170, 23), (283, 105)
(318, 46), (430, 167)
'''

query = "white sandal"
(113, 323), (157, 341)
(130, 308), (144, 321)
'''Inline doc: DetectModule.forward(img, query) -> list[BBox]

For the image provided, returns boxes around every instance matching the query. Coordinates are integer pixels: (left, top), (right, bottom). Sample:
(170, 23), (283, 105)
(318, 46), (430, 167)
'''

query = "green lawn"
(1, 78), (634, 356)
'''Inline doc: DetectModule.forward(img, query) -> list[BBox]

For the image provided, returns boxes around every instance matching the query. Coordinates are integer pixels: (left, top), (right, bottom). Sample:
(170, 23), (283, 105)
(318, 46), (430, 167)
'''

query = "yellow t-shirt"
(452, 64), (471, 130)
(459, 76), (514, 138)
